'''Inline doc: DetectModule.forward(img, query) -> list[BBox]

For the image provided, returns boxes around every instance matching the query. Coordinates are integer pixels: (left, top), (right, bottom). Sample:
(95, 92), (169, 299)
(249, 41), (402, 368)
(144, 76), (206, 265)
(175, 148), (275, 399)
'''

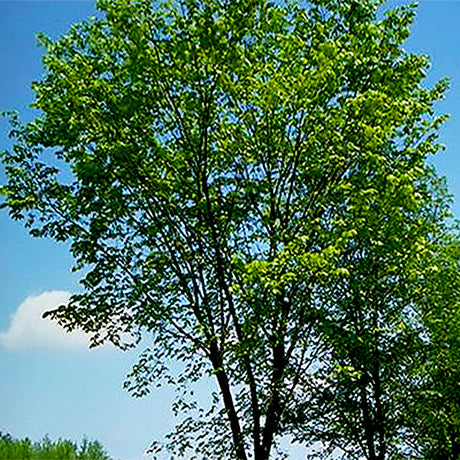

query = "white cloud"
(0, 291), (91, 351)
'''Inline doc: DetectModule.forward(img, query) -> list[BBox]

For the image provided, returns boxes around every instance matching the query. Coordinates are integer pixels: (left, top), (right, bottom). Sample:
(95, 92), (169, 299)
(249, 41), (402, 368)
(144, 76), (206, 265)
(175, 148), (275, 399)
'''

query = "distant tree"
(0, 432), (32, 460)
(1, 0), (456, 459)
(0, 433), (111, 460)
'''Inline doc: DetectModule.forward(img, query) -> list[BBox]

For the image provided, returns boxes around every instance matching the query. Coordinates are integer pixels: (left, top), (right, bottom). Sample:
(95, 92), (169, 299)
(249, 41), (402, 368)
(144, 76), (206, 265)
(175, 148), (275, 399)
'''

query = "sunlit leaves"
(1, 0), (456, 459)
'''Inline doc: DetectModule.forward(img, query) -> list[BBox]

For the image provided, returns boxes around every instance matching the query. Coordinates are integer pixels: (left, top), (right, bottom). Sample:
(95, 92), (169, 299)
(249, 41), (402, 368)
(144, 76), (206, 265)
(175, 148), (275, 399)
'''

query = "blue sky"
(0, 1), (459, 460)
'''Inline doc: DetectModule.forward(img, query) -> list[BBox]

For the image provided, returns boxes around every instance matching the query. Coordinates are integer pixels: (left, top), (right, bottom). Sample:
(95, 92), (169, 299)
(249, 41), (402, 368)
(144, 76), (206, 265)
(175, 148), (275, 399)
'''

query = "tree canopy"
(0, 432), (111, 460)
(1, 0), (458, 459)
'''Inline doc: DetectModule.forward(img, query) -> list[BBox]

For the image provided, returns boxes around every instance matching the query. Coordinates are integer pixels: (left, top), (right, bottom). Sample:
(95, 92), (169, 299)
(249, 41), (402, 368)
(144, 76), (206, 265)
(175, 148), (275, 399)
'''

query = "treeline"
(0, 432), (112, 460)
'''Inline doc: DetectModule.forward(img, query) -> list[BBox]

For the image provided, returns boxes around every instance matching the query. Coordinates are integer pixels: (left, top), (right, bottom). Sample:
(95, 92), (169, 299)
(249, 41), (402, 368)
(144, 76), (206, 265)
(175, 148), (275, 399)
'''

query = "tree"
(285, 171), (454, 460)
(0, 432), (112, 460)
(0, 0), (455, 458)
(401, 233), (460, 460)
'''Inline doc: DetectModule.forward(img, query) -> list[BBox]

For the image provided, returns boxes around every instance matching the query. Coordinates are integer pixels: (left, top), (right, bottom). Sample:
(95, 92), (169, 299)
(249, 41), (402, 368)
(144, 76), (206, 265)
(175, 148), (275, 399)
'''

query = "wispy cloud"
(0, 291), (91, 351)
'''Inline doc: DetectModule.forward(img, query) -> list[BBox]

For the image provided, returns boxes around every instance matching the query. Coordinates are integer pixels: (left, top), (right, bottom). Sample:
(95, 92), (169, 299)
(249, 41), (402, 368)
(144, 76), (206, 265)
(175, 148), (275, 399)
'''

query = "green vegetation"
(1, 0), (459, 459)
(0, 432), (112, 460)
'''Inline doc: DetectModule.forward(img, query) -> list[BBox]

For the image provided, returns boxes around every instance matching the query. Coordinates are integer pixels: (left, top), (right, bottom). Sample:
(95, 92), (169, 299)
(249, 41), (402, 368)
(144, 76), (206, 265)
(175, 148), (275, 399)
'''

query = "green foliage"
(0, 433), (112, 460)
(401, 235), (460, 459)
(1, 0), (458, 459)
